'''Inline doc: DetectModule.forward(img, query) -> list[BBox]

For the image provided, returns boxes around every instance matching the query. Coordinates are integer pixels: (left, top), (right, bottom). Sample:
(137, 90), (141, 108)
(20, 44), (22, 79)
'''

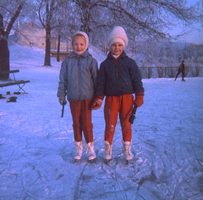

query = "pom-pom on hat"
(72, 31), (89, 55)
(107, 26), (128, 48)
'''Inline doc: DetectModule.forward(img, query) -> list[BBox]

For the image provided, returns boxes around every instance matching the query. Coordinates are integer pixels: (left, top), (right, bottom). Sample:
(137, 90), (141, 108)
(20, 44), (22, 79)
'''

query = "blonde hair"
(72, 33), (86, 44)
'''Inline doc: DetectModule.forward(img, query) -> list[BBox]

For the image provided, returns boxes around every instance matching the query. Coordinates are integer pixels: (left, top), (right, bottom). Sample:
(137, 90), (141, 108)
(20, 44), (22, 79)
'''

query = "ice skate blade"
(74, 159), (81, 163)
(88, 158), (96, 163)
(125, 159), (133, 165)
(104, 159), (111, 165)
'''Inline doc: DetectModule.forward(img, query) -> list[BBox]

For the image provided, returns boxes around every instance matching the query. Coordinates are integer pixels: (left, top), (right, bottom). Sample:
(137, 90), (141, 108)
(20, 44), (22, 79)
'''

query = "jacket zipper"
(115, 59), (120, 92)
(78, 57), (81, 101)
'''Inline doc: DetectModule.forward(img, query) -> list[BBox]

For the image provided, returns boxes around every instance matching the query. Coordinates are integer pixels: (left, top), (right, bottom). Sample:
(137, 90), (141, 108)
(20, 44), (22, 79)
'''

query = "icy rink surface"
(0, 44), (203, 200)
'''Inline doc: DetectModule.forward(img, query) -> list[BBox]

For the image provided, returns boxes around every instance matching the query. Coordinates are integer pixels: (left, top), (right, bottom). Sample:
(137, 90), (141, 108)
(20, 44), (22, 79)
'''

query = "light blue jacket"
(57, 50), (98, 102)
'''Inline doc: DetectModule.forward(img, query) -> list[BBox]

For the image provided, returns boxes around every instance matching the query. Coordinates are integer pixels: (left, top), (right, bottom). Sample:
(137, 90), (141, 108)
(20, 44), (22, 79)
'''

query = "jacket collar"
(69, 50), (90, 58)
(107, 51), (127, 59)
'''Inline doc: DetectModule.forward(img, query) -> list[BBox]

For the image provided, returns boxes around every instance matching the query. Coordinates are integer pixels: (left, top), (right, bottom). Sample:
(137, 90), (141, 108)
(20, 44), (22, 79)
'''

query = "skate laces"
(75, 149), (82, 157)
(75, 151), (81, 156)
(77, 145), (82, 151)
(86, 147), (90, 154)
(86, 144), (93, 154)
(124, 145), (131, 155)
(105, 144), (111, 155)
(76, 145), (82, 156)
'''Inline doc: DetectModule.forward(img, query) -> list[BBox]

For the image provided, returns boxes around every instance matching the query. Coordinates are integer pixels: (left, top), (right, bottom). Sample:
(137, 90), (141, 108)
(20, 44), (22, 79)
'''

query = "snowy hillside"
(9, 43), (107, 68)
(0, 43), (203, 200)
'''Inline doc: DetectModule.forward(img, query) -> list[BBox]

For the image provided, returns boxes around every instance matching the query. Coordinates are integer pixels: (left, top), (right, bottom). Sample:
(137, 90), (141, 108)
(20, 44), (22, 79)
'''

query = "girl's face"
(73, 36), (86, 53)
(110, 42), (124, 56)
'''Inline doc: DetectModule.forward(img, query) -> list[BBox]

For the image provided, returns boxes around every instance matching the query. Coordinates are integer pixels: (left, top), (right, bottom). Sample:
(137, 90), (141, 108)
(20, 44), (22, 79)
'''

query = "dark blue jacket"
(96, 51), (144, 97)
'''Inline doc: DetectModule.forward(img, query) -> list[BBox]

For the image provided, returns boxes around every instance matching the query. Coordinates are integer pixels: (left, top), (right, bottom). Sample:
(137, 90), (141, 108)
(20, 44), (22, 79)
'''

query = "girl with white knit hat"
(92, 26), (144, 163)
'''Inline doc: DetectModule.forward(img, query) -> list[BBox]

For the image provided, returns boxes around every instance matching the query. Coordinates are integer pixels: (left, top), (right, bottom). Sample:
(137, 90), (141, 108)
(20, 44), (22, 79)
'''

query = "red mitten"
(133, 92), (144, 107)
(92, 96), (104, 110)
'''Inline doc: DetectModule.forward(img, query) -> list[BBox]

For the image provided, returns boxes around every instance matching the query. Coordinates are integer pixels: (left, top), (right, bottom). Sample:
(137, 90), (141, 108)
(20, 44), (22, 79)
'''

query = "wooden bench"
(50, 50), (71, 61)
(0, 70), (30, 94)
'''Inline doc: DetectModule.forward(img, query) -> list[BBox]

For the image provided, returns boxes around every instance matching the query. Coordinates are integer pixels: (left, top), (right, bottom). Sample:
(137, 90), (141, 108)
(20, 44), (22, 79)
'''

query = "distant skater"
(174, 60), (186, 81)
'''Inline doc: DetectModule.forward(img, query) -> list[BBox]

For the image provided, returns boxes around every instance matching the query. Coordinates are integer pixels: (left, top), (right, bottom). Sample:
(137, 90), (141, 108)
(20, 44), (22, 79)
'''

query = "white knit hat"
(107, 26), (128, 48)
(72, 31), (89, 55)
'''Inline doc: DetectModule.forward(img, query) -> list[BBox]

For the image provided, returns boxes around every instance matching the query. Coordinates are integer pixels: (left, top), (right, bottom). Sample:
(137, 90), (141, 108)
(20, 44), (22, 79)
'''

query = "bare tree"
(0, 0), (25, 80)
(38, 0), (54, 66)
(38, 0), (68, 66)
(70, 0), (201, 52)
(1, 0), (201, 69)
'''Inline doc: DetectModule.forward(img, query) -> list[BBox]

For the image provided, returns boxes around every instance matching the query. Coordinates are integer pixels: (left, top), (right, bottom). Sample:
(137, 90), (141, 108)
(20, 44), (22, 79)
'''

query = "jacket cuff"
(136, 92), (144, 96)
(95, 95), (104, 100)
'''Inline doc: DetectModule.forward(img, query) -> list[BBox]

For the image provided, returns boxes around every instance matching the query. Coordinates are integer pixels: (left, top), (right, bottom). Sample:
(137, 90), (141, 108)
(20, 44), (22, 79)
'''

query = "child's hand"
(92, 97), (103, 110)
(133, 92), (144, 107)
(59, 97), (67, 105)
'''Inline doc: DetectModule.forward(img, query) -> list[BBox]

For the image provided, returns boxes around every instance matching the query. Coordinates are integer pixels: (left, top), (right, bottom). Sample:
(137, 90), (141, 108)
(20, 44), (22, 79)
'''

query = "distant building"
(17, 21), (72, 51)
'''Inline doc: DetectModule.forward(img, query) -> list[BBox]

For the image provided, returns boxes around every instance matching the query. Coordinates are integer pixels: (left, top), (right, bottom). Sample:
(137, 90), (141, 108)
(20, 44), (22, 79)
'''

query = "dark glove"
(91, 96), (104, 110)
(133, 92), (144, 107)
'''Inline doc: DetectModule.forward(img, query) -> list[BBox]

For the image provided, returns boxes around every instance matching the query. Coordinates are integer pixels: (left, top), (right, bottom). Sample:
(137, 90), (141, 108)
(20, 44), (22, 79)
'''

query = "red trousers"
(69, 100), (93, 143)
(104, 94), (133, 144)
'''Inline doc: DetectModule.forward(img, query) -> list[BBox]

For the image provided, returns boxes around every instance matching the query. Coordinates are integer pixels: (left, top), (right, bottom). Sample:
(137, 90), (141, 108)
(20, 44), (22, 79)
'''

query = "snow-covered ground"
(0, 43), (203, 200)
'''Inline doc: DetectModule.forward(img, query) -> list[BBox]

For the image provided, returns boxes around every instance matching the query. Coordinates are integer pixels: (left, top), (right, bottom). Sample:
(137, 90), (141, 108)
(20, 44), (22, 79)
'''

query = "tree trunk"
(57, 33), (60, 62)
(0, 2), (24, 80)
(44, 27), (51, 66)
(0, 38), (9, 80)
(0, 14), (9, 80)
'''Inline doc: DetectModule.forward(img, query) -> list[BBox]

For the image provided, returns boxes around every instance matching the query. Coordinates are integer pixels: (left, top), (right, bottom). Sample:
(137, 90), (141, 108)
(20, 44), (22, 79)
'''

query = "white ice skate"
(104, 140), (112, 164)
(74, 141), (83, 162)
(123, 141), (133, 161)
(86, 141), (96, 162)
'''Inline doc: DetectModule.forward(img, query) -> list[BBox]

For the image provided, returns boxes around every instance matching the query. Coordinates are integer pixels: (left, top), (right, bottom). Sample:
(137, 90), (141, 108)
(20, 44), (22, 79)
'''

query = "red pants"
(104, 94), (133, 144)
(69, 100), (93, 143)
